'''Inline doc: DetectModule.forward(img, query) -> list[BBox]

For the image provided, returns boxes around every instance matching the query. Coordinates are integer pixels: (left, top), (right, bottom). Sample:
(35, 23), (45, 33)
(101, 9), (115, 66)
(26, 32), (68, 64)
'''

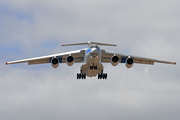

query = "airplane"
(6, 41), (176, 79)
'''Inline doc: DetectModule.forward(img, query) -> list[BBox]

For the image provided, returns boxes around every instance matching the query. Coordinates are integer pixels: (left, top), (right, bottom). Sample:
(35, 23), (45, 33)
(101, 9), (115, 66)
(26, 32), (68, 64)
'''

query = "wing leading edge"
(6, 49), (86, 65)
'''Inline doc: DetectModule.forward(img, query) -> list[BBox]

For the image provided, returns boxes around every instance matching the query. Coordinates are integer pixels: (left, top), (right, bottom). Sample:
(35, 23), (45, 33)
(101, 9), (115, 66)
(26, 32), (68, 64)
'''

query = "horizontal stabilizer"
(62, 41), (116, 46)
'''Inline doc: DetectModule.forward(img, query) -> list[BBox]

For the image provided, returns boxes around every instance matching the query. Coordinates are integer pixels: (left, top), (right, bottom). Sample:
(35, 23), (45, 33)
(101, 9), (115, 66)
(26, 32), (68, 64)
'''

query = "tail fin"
(62, 41), (116, 46)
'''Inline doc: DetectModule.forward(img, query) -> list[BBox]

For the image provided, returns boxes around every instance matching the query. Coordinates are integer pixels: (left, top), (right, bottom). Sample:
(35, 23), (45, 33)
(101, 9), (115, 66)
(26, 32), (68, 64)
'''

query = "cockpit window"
(89, 44), (98, 48)
(97, 47), (100, 51)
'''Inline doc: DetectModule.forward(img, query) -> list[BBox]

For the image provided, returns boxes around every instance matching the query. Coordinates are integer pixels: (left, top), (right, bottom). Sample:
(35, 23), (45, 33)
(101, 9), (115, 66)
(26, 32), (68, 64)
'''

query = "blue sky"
(0, 0), (180, 120)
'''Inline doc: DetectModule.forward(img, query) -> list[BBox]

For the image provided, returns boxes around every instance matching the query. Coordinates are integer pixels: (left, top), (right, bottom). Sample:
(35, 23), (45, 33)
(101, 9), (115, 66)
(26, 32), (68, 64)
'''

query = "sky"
(0, 0), (180, 120)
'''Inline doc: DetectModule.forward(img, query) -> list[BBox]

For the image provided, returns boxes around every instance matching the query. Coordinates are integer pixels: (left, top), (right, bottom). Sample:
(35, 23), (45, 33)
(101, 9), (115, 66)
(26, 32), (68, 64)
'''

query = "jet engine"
(126, 57), (134, 68)
(66, 55), (74, 66)
(111, 55), (119, 66)
(51, 57), (59, 68)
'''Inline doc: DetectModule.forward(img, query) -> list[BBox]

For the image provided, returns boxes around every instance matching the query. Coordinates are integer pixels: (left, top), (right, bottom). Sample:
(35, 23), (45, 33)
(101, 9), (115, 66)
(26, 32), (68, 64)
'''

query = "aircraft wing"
(6, 49), (86, 65)
(101, 49), (176, 65)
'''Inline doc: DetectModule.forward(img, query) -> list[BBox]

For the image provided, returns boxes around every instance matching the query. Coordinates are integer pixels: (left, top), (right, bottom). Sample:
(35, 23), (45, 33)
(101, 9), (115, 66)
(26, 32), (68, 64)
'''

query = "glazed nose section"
(90, 48), (99, 58)
(91, 48), (99, 54)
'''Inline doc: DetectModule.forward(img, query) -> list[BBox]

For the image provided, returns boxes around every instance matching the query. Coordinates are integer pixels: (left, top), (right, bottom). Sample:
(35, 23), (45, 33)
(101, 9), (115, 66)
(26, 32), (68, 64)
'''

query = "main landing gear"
(77, 73), (86, 79)
(77, 73), (107, 79)
(98, 73), (107, 79)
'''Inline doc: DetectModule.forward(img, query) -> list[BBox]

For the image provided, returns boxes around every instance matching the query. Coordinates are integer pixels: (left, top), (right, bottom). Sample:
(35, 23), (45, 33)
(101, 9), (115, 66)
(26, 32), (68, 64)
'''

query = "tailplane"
(62, 41), (116, 46)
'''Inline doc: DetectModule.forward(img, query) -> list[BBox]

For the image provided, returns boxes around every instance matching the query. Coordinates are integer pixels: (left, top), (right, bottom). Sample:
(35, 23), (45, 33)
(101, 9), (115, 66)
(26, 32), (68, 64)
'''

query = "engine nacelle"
(51, 57), (59, 68)
(111, 55), (119, 66)
(126, 57), (134, 68)
(66, 55), (74, 66)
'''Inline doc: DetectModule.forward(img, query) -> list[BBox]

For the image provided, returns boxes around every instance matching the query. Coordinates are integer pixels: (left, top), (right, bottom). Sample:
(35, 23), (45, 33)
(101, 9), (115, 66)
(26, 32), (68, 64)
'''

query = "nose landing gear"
(90, 66), (97, 70)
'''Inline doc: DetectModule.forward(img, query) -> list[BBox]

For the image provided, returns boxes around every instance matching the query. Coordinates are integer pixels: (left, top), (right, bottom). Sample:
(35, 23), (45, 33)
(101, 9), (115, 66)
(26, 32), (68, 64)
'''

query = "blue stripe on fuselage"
(86, 48), (91, 54)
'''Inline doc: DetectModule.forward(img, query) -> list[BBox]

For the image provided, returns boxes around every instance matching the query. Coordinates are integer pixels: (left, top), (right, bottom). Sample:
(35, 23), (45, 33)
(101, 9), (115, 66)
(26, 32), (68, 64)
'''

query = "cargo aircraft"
(6, 41), (176, 79)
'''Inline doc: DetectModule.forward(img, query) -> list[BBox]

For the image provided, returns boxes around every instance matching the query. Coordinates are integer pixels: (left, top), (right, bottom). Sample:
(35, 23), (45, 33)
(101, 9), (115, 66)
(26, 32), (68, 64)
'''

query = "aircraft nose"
(90, 48), (99, 58)
(91, 48), (98, 53)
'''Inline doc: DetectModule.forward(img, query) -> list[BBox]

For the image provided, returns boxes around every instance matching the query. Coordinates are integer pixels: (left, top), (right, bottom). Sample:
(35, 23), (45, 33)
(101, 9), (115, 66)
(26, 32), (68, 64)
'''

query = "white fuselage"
(81, 45), (103, 77)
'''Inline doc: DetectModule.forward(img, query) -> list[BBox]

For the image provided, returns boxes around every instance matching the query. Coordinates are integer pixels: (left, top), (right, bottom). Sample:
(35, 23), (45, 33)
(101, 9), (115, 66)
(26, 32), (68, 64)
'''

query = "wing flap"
(74, 57), (84, 63)
(133, 56), (176, 65)
(28, 58), (50, 65)
(134, 59), (154, 65)
(101, 57), (111, 63)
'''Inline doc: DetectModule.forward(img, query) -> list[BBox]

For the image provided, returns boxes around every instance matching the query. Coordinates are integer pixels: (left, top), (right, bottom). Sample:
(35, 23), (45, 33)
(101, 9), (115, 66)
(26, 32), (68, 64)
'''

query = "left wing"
(6, 49), (86, 65)
(101, 49), (176, 65)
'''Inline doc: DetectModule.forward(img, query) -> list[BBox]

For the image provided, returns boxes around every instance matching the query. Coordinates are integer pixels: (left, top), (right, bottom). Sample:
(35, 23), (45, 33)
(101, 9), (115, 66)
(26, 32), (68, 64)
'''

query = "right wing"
(6, 49), (86, 65)
(101, 49), (176, 65)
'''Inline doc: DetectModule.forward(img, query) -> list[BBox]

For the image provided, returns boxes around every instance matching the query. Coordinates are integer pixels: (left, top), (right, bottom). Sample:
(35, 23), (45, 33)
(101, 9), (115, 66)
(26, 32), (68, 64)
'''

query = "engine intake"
(111, 55), (119, 66)
(51, 57), (59, 68)
(126, 57), (134, 68)
(66, 55), (74, 66)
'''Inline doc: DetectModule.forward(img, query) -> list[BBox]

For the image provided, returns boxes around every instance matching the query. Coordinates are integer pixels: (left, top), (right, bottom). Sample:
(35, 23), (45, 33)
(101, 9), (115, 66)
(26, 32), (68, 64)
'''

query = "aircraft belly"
(87, 69), (97, 77)
(86, 63), (104, 77)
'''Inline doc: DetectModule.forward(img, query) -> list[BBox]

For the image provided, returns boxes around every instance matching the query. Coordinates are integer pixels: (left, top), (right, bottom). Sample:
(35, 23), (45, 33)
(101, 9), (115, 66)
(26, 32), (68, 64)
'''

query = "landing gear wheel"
(98, 73), (102, 79)
(105, 73), (107, 79)
(84, 74), (86, 79)
(98, 73), (107, 79)
(94, 66), (97, 70)
(77, 73), (79, 79)
(100, 73), (103, 79)
(77, 73), (81, 79)
(79, 73), (82, 79)
(77, 73), (86, 79)
(103, 74), (105, 79)
(82, 73), (85, 79)
(90, 66), (93, 70)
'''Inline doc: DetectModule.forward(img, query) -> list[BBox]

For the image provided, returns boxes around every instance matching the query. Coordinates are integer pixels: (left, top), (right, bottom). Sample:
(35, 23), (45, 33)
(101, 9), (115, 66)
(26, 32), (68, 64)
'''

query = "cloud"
(0, 0), (180, 120)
